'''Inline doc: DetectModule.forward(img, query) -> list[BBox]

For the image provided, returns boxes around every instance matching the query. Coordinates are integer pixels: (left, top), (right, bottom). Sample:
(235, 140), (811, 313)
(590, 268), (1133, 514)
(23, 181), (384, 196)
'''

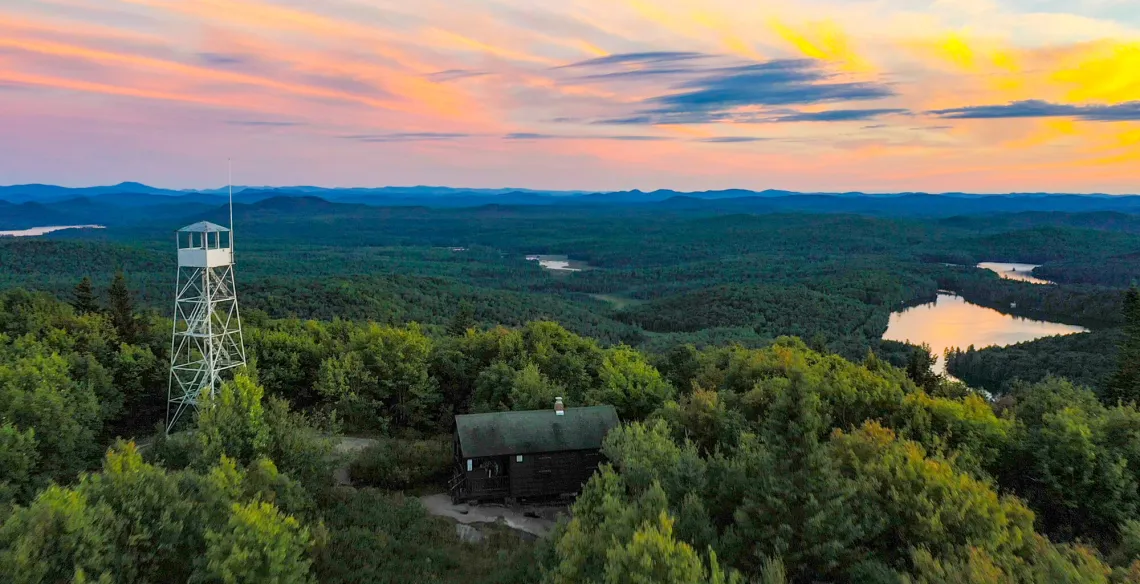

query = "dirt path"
(418, 493), (559, 538)
(332, 436), (379, 486)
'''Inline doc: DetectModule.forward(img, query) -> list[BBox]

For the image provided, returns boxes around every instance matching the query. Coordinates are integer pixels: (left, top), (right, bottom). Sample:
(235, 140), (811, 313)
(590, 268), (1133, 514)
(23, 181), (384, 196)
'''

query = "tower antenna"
(228, 158), (234, 255)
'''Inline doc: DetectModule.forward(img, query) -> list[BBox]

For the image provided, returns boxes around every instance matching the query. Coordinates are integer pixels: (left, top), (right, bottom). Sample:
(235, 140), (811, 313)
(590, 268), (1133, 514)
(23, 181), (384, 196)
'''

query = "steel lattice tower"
(166, 220), (246, 432)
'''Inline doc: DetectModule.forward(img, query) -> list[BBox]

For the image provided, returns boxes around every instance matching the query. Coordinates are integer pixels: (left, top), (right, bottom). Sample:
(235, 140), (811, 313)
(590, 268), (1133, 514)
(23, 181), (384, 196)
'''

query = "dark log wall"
(508, 449), (603, 499)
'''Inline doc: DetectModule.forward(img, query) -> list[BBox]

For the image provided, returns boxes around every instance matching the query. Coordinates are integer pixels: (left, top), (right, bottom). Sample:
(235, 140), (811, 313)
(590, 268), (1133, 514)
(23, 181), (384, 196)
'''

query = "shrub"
(349, 436), (452, 491)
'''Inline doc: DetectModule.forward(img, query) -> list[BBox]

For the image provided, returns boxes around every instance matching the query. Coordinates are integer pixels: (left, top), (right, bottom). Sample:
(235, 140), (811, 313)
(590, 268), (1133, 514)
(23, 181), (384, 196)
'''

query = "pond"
(882, 292), (1086, 374)
(0, 225), (105, 237)
(977, 262), (1053, 285)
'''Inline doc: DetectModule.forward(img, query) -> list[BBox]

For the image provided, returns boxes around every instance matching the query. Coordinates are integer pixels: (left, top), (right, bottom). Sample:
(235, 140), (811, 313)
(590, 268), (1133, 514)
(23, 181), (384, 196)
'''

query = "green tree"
(658, 389), (745, 455)
(109, 343), (165, 437)
(716, 374), (866, 580)
(448, 301), (476, 337)
(588, 346), (676, 420)
(0, 423), (37, 506)
(248, 328), (326, 408)
(472, 360), (517, 412)
(0, 486), (116, 583)
(202, 500), (315, 584)
(314, 351), (379, 431)
(509, 362), (565, 411)
(80, 442), (198, 583)
(72, 277), (99, 315)
(658, 344), (701, 394)
(830, 423), (1035, 572)
(349, 323), (439, 430)
(0, 351), (102, 487)
(1106, 287), (1140, 404)
(602, 511), (705, 584)
(196, 373), (272, 468)
(107, 271), (136, 343)
(1000, 377), (1140, 545)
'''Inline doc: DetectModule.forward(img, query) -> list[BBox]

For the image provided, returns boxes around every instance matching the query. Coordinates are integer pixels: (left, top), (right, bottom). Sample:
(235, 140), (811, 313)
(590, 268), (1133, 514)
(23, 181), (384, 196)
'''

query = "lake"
(977, 262), (1053, 285)
(0, 225), (105, 237)
(883, 292), (1086, 374)
(525, 254), (591, 272)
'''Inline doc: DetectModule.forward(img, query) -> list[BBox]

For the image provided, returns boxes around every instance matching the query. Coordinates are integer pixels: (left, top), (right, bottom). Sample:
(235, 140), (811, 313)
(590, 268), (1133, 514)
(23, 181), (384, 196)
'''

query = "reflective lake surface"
(525, 254), (590, 272)
(977, 262), (1053, 285)
(883, 292), (1086, 374)
(0, 225), (104, 237)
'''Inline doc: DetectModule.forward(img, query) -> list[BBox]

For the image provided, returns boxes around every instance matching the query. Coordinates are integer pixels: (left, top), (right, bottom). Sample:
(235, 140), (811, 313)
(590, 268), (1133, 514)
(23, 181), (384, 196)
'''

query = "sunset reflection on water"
(883, 293), (1086, 374)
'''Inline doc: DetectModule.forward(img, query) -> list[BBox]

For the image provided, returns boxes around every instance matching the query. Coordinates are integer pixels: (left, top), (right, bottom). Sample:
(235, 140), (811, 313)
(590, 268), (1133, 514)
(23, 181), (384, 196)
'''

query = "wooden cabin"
(449, 401), (619, 503)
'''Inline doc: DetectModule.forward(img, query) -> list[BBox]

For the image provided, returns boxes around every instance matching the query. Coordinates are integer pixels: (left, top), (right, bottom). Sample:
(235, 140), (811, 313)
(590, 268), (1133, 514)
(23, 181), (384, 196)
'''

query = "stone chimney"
(555, 396), (565, 416)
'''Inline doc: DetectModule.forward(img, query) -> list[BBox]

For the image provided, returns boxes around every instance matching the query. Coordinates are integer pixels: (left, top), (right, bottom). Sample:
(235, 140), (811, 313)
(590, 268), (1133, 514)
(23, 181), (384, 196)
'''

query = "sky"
(1, 0), (1138, 193)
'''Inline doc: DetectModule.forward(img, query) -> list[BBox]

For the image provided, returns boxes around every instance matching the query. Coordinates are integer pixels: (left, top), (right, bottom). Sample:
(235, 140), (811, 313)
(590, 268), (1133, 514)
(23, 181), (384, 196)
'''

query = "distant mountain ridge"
(2, 182), (1129, 204)
(4, 182), (1140, 230)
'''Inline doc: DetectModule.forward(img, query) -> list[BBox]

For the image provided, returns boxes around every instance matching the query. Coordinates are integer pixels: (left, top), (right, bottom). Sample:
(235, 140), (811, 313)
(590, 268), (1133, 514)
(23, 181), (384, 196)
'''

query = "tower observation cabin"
(177, 221), (233, 268)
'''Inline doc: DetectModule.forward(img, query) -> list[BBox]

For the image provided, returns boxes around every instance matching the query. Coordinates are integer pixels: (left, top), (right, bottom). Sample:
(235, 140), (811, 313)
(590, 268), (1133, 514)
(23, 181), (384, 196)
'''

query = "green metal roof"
(455, 405), (620, 458)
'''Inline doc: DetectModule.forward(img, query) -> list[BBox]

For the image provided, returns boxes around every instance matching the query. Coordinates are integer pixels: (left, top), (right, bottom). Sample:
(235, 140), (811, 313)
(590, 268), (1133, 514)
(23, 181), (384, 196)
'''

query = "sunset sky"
(2, 0), (1138, 192)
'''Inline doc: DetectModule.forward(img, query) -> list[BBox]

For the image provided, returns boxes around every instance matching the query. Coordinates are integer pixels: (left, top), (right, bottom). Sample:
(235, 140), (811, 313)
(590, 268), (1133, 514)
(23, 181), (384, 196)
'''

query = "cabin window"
(467, 459), (472, 472)
(516, 455), (523, 462)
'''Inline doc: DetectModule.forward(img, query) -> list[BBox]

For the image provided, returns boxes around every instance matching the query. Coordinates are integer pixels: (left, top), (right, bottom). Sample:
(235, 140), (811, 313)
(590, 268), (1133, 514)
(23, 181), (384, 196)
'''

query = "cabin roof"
(455, 405), (619, 458)
(178, 221), (230, 233)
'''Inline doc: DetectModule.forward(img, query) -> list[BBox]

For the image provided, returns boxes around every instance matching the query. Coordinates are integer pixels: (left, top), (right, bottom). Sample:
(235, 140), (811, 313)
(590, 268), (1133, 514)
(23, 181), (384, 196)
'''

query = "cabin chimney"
(555, 397), (565, 416)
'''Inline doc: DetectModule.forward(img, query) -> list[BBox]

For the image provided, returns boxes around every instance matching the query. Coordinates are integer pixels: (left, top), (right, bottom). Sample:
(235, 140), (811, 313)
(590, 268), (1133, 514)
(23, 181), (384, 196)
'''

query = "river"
(882, 292), (1086, 374)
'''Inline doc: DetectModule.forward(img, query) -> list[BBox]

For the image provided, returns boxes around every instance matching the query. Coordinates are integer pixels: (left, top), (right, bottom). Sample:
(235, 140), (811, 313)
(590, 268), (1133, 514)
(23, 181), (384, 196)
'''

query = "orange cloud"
(122, 0), (433, 72)
(625, 0), (763, 61)
(919, 33), (1020, 73)
(422, 28), (557, 65)
(0, 36), (413, 112)
(1053, 41), (1140, 103)
(768, 19), (872, 73)
(0, 69), (230, 107)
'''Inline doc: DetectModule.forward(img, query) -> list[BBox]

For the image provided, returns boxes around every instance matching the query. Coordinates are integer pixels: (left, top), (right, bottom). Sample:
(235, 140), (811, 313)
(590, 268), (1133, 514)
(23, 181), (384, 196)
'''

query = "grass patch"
(588, 293), (644, 311)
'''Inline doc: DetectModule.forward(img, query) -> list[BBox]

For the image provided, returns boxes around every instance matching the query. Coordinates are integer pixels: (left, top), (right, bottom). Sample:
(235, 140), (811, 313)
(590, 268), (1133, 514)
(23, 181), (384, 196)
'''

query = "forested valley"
(5, 199), (1140, 582)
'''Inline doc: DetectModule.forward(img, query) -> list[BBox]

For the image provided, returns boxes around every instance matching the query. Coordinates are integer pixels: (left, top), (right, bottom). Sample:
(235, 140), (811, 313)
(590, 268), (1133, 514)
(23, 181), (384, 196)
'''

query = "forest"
(5, 201), (1140, 582)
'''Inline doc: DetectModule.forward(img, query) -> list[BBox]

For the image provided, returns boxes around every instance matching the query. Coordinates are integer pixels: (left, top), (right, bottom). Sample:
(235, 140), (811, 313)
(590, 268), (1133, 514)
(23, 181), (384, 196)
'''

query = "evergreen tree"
(107, 271), (136, 343)
(905, 343), (942, 393)
(447, 301), (476, 337)
(71, 277), (99, 315)
(1106, 287), (1140, 404)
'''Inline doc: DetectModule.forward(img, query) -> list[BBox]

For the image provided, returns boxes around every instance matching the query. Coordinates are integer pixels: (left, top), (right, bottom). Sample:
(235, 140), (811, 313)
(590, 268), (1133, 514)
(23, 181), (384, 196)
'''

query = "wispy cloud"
(698, 137), (766, 143)
(769, 108), (907, 122)
(427, 69), (489, 82)
(558, 51), (709, 68)
(930, 100), (1140, 121)
(342, 132), (473, 143)
(226, 120), (305, 127)
(197, 52), (245, 66)
(503, 132), (669, 141)
(570, 55), (897, 125)
(649, 60), (894, 114)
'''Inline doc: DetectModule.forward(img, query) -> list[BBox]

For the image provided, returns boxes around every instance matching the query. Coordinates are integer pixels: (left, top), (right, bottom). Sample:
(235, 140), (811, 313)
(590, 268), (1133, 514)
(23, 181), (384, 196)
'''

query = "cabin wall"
(461, 455), (510, 499)
(508, 449), (603, 499)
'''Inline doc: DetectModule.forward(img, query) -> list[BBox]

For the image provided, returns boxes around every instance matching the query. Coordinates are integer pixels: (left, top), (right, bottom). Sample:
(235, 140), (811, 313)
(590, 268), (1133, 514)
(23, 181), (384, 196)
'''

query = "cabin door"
(536, 454), (555, 490)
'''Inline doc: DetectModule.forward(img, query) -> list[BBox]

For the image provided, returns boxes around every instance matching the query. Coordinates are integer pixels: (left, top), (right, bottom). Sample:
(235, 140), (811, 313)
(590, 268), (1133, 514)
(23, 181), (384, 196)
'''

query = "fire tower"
(166, 220), (246, 431)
